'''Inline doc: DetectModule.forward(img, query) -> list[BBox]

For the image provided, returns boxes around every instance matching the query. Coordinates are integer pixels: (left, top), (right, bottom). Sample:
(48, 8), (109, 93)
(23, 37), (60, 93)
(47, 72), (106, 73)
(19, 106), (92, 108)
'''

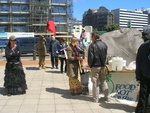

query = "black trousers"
(135, 77), (150, 113)
(59, 57), (67, 72)
(51, 56), (58, 67)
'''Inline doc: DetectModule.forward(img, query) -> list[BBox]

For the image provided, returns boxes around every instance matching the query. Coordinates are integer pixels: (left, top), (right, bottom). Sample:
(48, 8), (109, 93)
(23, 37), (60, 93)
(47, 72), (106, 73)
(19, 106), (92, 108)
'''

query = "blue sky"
(73, 0), (150, 20)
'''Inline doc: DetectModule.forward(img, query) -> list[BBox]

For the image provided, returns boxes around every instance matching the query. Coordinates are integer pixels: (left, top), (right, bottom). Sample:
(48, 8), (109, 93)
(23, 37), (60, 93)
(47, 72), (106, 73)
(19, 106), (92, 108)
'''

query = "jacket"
(5, 44), (21, 63)
(49, 39), (60, 57)
(66, 44), (80, 78)
(58, 44), (68, 55)
(36, 37), (47, 56)
(88, 39), (107, 68)
(136, 40), (150, 80)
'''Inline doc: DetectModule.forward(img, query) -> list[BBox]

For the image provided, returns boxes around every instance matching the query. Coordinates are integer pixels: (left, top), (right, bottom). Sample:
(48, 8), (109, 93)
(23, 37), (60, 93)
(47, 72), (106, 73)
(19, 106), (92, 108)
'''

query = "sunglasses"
(10, 40), (16, 41)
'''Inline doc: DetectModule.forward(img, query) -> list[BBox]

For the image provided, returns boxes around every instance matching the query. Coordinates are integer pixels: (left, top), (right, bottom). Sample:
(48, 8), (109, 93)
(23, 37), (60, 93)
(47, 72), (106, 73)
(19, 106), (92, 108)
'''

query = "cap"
(9, 35), (16, 41)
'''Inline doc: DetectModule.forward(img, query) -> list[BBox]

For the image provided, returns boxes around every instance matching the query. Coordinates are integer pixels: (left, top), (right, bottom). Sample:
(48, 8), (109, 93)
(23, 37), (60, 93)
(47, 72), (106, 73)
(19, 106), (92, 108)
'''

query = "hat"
(9, 35), (16, 41)
(82, 28), (85, 31)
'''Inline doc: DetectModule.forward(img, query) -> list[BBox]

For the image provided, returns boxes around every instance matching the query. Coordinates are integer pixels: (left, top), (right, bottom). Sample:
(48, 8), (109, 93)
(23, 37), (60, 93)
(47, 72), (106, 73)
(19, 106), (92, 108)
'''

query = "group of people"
(4, 30), (150, 113)
(3, 32), (110, 104)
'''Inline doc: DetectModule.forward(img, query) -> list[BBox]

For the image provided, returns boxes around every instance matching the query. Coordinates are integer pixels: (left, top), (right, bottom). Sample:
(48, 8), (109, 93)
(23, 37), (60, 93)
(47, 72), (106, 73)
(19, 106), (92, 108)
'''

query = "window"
(28, 39), (34, 44)
(0, 15), (9, 22)
(0, 5), (10, 12)
(22, 39), (28, 44)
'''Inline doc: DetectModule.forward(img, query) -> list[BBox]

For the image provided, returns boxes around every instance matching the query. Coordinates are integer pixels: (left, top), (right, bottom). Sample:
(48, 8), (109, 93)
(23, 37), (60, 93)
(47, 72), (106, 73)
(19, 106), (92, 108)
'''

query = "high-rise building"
(82, 6), (114, 31)
(112, 8), (148, 31)
(0, 0), (73, 35)
(143, 8), (150, 25)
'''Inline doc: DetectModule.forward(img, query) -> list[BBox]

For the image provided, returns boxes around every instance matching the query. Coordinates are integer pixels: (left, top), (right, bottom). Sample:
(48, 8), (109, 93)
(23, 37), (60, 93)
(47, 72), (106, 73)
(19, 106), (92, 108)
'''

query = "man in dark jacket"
(88, 32), (109, 103)
(49, 35), (60, 69)
(135, 31), (150, 113)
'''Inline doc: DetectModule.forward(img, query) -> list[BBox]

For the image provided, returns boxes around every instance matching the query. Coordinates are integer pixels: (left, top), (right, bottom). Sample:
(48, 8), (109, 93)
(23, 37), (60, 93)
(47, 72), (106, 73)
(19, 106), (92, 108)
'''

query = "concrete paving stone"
(37, 104), (55, 112)
(19, 104), (38, 112)
(54, 98), (71, 104)
(40, 93), (55, 99)
(24, 94), (40, 99)
(92, 109), (112, 113)
(22, 99), (39, 105)
(74, 110), (94, 113)
(37, 112), (55, 113)
(25, 90), (41, 95)
(0, 64), (138, 113)
(9, 95), (26, 100)
(72, 103), (91, 110)
(0, 100), (7, 105)
(0, 105), (3, 111)
(5, 99), (23, 105)
(56, 104), (73, 111)
(18, 111), (37, 113)
(56, 111), (75, 113)
(88, 102), (103, 109)
(27, 86), (42, 91)
(1, 105), (21, 112)
(39, 98), (55, 105)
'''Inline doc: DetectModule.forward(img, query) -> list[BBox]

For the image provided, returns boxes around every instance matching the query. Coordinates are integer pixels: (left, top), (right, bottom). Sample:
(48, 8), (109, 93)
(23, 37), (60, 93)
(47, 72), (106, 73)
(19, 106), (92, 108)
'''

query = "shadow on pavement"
(46, 87), (93, 102)
(99, 102), (135, 113)
(25, 67), (39, 70)
(45, 70), (60, 73)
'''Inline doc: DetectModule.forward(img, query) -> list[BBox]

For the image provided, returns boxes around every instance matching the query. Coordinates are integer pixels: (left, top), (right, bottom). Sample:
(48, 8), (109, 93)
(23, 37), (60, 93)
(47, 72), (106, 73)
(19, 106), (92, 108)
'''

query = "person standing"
(35, 35), (47, 70)
(49, 35), (60, 69)
(135, 31), (150, 113)
(66, 37), (83, 95)
(88, 32), (109, 103)
(80, 28), (87, 48)
(58, 38), (68, 73)
(4, 36), (27, 96)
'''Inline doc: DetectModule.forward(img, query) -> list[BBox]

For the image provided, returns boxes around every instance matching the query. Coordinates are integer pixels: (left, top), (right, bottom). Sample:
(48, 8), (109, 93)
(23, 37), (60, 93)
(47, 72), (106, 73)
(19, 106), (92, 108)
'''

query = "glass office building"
(0, 0), (73, 35)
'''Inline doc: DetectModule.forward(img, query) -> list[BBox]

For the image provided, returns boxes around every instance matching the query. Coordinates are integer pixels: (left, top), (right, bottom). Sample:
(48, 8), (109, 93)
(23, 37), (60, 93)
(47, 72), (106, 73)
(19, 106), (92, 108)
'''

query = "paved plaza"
(0, 59), (137, 113)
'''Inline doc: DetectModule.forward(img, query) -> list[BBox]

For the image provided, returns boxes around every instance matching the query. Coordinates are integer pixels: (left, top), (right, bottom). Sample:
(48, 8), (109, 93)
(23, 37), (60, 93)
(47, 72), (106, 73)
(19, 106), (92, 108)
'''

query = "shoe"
(39, 67), (42, 70)
(56, 67), (58, 69)
(42, 66), (46, 69)
(7, 93), (11, 96)
(93, 99), (99, 103)
(22, 91), (26, 94)
(100, 97), (111, 102)
(77, 92), (82, 95)
(51, 66), (54, 69)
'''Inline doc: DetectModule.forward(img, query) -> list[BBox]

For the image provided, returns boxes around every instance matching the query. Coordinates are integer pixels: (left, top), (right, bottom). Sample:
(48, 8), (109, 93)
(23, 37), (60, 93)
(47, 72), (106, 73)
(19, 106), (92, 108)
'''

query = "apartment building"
(82, 6), (114, 31)
(112, 8), (148, 31)
(0, 0), (73, 35)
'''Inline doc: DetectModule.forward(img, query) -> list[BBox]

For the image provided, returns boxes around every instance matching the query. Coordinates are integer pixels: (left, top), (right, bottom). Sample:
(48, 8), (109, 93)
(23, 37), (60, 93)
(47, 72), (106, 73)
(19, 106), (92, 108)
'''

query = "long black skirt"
(4, 62), (27, 95)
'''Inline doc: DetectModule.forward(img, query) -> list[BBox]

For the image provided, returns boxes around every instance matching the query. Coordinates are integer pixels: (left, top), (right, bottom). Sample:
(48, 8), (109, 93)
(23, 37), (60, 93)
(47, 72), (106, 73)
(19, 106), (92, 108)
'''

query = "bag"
(100, 65), (111, 76)
(59, 54), (66, 58)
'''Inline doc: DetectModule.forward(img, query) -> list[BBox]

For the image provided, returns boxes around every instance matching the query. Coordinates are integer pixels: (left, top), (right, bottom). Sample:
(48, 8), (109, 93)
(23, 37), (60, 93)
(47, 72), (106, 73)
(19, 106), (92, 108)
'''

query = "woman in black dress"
(4, 36), (27, 96)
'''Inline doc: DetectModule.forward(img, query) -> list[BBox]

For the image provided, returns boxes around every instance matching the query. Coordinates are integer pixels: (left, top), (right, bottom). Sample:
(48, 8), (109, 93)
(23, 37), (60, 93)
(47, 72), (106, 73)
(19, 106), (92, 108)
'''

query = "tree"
(93, 28), (98, 32)
(104, 24), (120, 32)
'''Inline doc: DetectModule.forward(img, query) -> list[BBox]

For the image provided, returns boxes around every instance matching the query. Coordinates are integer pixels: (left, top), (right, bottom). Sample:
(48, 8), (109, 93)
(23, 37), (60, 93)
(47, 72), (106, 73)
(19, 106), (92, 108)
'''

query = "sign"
(0, 32), (34, 39)
(106, 72), (138, 102)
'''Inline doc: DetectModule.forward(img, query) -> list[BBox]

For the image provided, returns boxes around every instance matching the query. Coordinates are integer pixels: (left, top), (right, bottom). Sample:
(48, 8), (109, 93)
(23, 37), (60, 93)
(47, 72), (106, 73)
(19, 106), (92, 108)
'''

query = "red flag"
(47, 20), (56, 36)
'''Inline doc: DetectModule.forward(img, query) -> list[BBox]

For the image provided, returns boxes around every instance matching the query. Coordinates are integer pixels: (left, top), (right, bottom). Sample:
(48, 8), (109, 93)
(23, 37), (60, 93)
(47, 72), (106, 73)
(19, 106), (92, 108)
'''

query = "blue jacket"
(49, 39), (60, 57)
(58, 44), (68, 55)
(136, 40), (150, 80)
